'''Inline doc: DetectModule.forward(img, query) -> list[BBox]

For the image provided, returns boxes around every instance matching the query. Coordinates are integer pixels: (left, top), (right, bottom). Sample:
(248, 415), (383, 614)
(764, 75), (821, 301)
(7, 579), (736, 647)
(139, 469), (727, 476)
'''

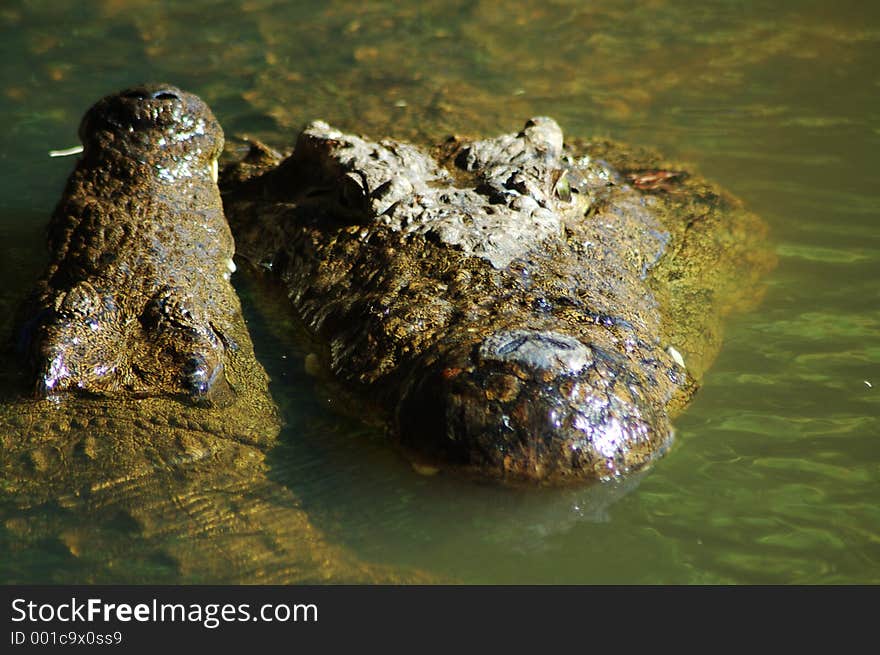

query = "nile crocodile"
(221, 117), (774, 484)
(0, 85), (427, 583)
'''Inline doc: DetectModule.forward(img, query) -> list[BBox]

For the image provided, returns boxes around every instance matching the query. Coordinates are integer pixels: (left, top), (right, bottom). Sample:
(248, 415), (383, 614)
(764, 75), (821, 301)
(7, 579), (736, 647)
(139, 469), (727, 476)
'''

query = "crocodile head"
(397, 328), (674, 484)
(219, 114), (771, 486)
(26, 84), (238, 403)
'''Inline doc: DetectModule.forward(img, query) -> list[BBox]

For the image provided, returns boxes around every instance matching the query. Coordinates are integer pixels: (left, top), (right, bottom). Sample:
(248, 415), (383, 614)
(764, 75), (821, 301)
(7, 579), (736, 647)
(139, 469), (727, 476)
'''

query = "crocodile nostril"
(478, 329), (591, 376)
(120, 89), (179, 101)
(122, 90), (149, 100)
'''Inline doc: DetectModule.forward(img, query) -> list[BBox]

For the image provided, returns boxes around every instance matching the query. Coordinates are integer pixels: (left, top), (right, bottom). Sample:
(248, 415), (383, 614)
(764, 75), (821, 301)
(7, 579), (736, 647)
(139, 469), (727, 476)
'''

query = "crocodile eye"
(122, 90), (148, 100)
(184, 354), (211, 395)
(152, 90), (179, 100)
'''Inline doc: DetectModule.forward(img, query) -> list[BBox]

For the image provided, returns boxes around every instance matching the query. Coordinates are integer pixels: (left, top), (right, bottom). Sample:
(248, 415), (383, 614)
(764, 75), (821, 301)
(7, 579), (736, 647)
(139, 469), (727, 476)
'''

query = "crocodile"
(0, 85), (426, 583)
(221, 117), (774, 485)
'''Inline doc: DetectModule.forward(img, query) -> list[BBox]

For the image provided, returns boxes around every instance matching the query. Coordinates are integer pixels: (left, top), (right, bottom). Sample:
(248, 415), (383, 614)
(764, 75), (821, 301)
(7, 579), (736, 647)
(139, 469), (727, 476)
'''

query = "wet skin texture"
(222, 119), (773, 485)
(23, 84), (235, 402)
(0, 86), (432, 584)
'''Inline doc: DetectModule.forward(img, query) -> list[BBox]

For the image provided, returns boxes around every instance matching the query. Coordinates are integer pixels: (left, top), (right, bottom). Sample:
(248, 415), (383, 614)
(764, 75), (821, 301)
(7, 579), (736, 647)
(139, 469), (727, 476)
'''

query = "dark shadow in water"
(0, 216), (48, 399)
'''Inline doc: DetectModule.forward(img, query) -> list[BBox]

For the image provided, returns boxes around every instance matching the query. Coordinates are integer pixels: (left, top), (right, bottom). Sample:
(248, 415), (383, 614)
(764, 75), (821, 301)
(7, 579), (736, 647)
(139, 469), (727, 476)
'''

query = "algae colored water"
(1, 0), (878, 583)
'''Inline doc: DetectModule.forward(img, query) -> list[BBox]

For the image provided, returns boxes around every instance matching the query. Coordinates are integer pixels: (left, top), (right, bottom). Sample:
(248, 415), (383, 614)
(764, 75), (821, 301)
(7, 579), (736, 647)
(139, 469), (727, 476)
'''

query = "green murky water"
(1, 0), (878, 583)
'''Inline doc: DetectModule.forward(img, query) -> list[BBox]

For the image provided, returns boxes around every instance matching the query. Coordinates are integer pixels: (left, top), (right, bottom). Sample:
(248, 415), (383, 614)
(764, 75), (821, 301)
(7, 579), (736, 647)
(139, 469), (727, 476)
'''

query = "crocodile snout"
(26, 85), (236, 405)
(396, 329), (674, 483)
(78, 83), (224, 163)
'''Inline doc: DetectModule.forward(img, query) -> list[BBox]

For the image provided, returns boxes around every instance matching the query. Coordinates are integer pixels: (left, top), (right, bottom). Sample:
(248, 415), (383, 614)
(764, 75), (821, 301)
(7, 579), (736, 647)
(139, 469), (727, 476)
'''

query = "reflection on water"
(1, 0), (878, 583)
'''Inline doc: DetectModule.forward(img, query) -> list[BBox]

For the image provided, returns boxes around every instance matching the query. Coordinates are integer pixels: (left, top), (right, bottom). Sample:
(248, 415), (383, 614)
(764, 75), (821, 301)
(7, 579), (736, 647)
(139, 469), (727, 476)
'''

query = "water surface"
(1, 0), (878, 583)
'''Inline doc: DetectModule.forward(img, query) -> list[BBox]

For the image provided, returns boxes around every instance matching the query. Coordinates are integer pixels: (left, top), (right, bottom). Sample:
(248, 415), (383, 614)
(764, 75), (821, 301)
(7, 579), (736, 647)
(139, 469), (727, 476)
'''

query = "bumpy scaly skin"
(0, 86), (432, 584)
(24, 84), (236, 402)
(222, 117), (772, 484)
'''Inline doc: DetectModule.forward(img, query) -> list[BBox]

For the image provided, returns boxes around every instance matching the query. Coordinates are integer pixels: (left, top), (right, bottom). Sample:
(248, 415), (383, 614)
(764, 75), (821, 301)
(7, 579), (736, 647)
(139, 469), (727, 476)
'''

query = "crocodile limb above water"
(0, 85), (428, 583)
(221, 117), (775, 485)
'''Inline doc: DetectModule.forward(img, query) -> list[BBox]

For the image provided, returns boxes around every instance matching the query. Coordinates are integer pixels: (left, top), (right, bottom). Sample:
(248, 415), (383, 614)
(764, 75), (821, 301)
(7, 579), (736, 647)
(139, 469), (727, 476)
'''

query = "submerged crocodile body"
(0, 85), (425, 583)
(222, 118), (773, 484)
